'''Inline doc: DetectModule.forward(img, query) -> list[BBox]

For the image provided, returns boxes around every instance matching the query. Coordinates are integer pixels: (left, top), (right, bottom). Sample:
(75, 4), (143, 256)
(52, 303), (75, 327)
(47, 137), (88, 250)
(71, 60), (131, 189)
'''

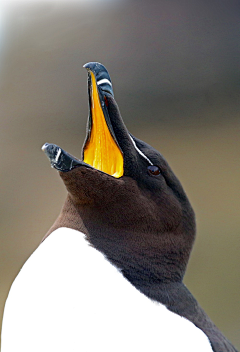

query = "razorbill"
(1, 62), (237, 352)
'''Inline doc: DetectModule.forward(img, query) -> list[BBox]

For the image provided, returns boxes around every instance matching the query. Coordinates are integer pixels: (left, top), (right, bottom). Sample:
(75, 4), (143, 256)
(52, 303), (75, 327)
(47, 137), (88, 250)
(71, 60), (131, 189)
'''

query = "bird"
(1, 62), (237, 352)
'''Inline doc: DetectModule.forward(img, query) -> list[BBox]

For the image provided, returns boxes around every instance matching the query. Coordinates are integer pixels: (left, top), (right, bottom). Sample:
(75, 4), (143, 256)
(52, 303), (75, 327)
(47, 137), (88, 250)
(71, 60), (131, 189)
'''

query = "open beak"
(42, 62), (124, 178)
(83, 65), (124, 178)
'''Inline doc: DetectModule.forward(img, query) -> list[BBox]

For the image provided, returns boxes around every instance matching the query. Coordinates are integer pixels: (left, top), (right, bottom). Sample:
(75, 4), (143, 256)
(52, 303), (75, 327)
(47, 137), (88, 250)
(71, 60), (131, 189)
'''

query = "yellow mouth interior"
(83, 72), (124, 178)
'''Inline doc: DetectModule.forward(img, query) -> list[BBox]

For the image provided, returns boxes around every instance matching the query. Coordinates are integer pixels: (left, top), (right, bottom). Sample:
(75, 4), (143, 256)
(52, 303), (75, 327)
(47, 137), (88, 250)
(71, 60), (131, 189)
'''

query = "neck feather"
(43, 196), (237, 352)
(133, 281), (237, 352)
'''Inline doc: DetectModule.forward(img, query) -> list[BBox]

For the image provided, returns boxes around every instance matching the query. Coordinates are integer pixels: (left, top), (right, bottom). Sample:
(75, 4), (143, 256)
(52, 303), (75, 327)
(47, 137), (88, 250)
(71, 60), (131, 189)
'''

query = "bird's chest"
(2, 228), (213, 352)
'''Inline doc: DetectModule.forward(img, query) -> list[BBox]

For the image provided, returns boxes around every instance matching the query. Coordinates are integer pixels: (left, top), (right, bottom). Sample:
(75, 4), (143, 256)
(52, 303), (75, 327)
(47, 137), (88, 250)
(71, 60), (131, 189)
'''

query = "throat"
(42, 196), (88, 242)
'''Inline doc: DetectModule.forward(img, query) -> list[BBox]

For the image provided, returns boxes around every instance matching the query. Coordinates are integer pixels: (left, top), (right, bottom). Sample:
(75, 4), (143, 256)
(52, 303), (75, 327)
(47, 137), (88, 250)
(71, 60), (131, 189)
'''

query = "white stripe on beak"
(55, 148), (62, 163)
(97, 78), (112, 87)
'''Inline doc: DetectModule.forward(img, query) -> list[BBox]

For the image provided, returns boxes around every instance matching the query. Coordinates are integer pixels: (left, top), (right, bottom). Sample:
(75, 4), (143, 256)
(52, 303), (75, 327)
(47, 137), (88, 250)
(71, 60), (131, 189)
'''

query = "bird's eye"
(147, 165), (161, 176)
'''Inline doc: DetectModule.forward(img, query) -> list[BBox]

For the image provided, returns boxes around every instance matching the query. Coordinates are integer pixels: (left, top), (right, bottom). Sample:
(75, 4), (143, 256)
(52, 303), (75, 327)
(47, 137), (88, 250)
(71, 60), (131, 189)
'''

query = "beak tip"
(83, 62), (96, 71)
(83, 62), (114, 97)
(42, 143), (49, 152)
(83, 63), (89, 70)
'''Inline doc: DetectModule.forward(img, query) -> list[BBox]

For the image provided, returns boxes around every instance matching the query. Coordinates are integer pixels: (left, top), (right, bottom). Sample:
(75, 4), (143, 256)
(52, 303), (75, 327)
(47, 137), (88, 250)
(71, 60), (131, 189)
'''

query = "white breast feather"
(1, 228), (213, 352)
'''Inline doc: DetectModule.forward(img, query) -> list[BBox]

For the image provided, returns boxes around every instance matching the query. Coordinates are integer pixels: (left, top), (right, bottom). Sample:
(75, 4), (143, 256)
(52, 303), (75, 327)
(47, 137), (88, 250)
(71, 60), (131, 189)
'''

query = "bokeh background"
(0, 0), (239, 348)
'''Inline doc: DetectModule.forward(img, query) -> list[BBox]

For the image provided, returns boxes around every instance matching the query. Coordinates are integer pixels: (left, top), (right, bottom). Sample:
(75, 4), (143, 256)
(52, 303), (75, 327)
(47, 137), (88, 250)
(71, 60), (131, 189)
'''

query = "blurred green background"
(0, 0), (239, 348)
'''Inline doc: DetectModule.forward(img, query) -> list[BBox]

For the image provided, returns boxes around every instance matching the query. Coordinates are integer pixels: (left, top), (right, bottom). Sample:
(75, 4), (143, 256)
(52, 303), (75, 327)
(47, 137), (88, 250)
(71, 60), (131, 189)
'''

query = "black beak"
(42, 62), (140, 177)
(83, 62), (114, 97)
(42, 143), (92, 172)
(42, 62), (122, 175)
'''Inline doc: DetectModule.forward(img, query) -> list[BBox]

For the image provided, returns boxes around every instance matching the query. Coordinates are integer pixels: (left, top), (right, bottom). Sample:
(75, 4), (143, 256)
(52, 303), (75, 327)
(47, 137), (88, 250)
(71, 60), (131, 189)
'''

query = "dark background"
(0, 0), (239, 348)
